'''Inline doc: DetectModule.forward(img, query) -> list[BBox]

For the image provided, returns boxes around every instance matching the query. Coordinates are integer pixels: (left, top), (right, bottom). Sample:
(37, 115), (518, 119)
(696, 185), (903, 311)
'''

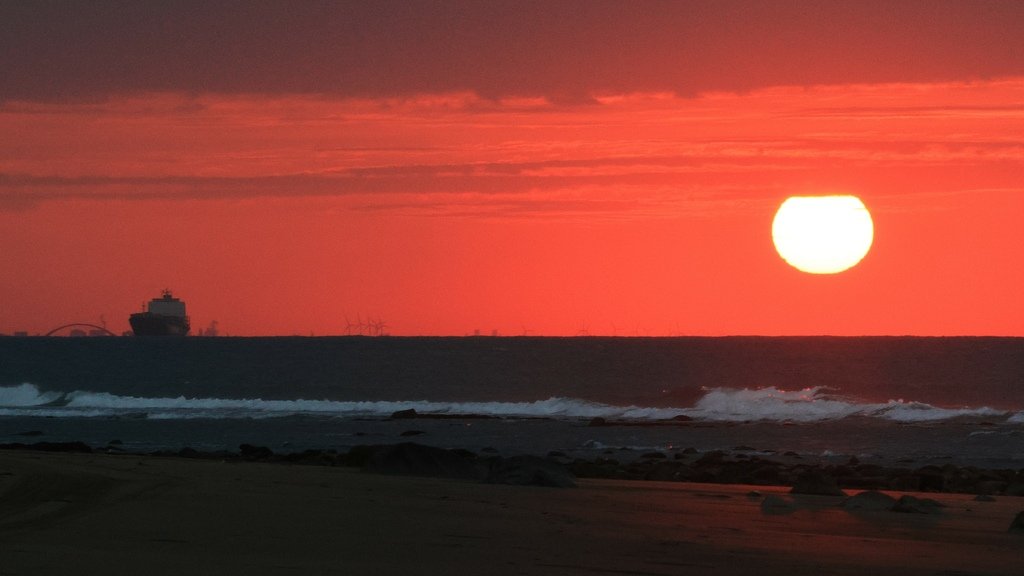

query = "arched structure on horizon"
(43, 323), (119, 337)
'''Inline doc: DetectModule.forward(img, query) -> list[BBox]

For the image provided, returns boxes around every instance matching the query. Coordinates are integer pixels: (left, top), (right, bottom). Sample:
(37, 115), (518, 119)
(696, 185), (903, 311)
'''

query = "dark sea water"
(1, 337), (1022, 468)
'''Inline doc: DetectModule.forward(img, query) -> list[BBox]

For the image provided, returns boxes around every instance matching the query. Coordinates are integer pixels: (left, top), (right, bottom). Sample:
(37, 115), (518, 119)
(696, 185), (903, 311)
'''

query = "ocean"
(1, 336), (1022, 468)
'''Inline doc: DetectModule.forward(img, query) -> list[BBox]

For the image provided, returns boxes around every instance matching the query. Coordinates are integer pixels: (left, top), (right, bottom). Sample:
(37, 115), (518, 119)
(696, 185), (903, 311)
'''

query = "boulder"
(888, 475), (921, 492)
(1004, 482), (1024, 497)
(974, 480), (1007, 496)
(0, 441), (93, 453)
(914, 466), (946, 492)
(485, 455), (576, 488)
(239, 444), (274, 461)
(748, 463), (782, 485)
(891, 495), (945, 514)
(791, 469), (847, 497)
(363, 443), (482, 481)
(761, 494), (796, 514)
(1009, 511), (1024, 533)
(841, 490), (897, 511)
(283, 449), (333, 465)
(391, 408), (418, 419)
(340, 445), (378, 467)
(695, 451), (726, 465)
(843, 475), (889, 490)
(643, 462), (683, 482)
(569, 458), (623, 480)
(40, 441), (93, 453)
(854, 463), (886, 476)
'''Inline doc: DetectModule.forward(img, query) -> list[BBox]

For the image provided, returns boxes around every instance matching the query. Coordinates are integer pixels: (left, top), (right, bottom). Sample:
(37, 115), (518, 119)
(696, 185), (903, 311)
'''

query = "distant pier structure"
(44, 323), (118, 337)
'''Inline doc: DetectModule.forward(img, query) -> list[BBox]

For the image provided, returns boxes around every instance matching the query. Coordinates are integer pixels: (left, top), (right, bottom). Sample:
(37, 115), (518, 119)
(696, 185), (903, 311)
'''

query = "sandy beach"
(1, 449), (1022, 575)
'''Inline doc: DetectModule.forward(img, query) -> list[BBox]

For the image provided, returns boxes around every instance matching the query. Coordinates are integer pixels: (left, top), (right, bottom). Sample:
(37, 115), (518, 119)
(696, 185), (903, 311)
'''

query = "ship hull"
(129, 313), (190, 336)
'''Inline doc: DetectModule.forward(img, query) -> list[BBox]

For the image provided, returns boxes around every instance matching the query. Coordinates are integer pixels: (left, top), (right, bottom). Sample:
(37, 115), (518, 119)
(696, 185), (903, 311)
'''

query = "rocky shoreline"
(4, 439), (1024, 497)
(565, 448), (1024, 496)
(4, 446), (1024, 575)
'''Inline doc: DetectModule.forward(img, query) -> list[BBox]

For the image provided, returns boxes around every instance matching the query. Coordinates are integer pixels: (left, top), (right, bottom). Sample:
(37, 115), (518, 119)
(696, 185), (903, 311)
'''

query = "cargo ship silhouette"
(129, 290), (190, 336)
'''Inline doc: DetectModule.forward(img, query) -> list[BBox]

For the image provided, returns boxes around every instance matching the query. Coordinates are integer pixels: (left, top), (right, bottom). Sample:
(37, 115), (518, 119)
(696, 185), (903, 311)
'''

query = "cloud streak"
(3, 1), (1024, 102)
(2, 79), (1022, 217)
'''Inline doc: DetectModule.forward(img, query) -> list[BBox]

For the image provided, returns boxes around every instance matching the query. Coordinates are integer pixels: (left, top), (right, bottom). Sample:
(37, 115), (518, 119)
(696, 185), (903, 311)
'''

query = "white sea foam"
(0, 383), (63, 407)
(689, 386), (862, 422)
(687, 386), (1005, 423)
(877, 401), (1004, 422)
(0, 383), (1012, 423)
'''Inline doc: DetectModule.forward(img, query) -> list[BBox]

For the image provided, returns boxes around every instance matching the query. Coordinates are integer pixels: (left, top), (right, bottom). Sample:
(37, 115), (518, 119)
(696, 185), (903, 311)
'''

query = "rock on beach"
(841, 490), (897, 511)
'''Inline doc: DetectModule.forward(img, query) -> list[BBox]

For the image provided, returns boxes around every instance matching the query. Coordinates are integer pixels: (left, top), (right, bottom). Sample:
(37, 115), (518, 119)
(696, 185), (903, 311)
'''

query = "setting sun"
(772, 195), (874, 274)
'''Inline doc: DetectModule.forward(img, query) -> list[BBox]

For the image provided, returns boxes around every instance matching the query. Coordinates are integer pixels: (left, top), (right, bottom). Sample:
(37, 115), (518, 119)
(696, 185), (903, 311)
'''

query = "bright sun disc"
(772, 195), (874, 274)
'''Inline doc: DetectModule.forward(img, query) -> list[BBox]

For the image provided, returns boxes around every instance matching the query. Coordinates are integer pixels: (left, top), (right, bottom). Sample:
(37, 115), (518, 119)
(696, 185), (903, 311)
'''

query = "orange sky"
(2, 2), (1023, 336)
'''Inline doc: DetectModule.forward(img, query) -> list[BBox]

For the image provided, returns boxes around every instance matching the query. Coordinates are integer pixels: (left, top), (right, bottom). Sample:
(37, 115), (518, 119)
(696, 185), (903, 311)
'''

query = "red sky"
(2, 1), (1023, 336)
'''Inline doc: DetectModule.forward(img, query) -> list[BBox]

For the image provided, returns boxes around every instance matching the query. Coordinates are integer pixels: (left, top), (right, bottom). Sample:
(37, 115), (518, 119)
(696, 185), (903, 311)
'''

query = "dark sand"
(1, 449), (1022, 575)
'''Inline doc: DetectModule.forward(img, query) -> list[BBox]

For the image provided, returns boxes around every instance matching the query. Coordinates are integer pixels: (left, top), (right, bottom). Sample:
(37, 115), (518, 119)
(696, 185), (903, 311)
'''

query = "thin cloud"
(3, 2), (1024, 102)
(2, 79), (1022, 218)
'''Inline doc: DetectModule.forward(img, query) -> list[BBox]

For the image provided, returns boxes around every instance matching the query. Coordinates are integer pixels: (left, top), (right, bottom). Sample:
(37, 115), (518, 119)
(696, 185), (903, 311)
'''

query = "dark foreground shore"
(7, 436), (1023, 496)
(3, 447), (1024, 575)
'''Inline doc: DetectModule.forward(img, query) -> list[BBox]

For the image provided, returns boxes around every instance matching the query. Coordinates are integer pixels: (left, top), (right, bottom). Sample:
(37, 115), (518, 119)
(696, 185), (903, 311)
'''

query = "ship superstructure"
(129, 290), (190, 336)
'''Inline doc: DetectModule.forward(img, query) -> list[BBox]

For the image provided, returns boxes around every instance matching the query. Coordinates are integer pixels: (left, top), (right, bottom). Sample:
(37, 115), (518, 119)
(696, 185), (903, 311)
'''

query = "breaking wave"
(0, 383), (1015, 423)
(689, 386), (1007, 423)
(0, 383), (64, 407)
